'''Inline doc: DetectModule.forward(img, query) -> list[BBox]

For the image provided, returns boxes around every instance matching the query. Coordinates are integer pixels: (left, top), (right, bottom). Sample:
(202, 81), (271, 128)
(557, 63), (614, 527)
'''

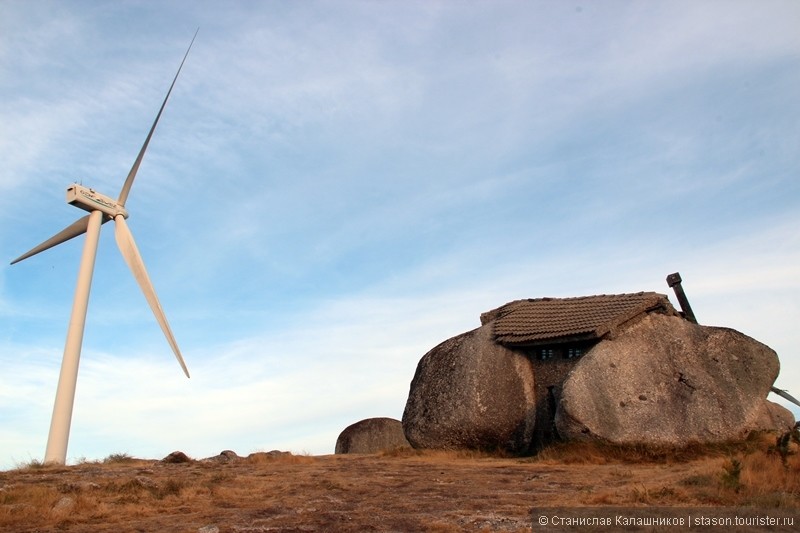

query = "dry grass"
(530, 431), (768, 465)
(530, 432), (800, 508)
(1, 435), (798, 532)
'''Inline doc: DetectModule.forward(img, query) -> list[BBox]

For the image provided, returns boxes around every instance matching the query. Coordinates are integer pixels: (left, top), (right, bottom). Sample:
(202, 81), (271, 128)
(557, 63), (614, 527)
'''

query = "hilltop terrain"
(1, 436), (798, 532)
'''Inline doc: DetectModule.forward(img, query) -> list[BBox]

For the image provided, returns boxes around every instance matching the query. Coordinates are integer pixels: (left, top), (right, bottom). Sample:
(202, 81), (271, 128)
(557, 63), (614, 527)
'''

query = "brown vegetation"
(1, 433), (798, 532)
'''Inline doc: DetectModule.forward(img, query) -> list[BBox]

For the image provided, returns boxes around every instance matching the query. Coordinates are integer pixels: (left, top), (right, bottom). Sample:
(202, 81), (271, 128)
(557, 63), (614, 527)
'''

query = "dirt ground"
(1, 446), (798, 532)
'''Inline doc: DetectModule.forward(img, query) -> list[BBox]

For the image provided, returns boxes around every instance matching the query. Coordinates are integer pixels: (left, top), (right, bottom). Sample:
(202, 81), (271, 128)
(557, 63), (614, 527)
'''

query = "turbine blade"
(117, 28), (198, 207)
(771, 386), (800, 408)
(113, 215), (190, 378)
(10, 215), (92, 265)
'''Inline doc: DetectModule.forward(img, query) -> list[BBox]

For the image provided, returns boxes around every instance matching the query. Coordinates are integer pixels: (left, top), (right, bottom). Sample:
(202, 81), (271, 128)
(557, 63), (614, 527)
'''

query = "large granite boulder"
(556, 314), (792, 445)
(402, 323), (536, 453)
(335, 417), (410, 454)
(754, 401), (796, 432)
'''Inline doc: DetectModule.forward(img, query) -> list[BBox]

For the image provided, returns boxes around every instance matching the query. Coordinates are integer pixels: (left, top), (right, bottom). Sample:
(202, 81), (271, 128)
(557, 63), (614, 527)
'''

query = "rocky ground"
(1, 440), (798, 532)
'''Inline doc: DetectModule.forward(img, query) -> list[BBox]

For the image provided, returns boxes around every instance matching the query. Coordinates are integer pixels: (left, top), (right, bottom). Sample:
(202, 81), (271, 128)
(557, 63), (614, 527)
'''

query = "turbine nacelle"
(67, 184), (129, 220)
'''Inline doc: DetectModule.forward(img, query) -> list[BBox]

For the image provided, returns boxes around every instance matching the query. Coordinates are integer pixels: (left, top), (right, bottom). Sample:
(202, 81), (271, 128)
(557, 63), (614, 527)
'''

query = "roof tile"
(482, 292), (676, 346)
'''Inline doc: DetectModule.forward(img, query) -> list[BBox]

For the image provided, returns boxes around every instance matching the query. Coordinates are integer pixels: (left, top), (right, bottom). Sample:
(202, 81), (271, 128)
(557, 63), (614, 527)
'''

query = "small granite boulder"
(203, 450), (240, 463)
(161, 451), (192, 464)
(335, 417), (410, 454)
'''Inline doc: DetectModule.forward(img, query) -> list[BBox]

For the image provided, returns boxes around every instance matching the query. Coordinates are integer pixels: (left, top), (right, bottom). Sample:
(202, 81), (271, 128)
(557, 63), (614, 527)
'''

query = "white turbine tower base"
(44, 210), (103, 463)
(12, 32), (197, 465)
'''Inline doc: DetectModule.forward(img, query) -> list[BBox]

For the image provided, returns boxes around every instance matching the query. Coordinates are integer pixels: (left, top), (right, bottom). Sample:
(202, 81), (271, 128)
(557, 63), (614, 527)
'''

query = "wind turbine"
(10, 32), (197, 465)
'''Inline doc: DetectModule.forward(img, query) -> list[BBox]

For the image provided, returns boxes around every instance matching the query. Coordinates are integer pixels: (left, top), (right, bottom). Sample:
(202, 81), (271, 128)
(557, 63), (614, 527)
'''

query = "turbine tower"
(11, 32), (197, 465)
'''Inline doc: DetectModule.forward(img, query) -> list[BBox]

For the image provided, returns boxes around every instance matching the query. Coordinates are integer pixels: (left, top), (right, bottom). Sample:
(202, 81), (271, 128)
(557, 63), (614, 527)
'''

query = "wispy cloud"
(1, 0), (798, 468)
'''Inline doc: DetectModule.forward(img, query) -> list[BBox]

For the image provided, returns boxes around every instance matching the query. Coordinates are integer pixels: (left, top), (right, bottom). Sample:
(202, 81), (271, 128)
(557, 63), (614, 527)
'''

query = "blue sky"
(1, 0), (798, 468)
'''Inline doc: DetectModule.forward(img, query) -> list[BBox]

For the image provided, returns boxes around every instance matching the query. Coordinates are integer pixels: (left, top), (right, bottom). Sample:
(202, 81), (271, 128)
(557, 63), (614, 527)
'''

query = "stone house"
(479, 292), (680, 447)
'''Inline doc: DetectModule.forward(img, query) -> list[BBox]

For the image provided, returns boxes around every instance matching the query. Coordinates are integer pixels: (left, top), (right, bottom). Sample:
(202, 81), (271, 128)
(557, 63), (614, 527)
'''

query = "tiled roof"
(481, 292), (676, 346)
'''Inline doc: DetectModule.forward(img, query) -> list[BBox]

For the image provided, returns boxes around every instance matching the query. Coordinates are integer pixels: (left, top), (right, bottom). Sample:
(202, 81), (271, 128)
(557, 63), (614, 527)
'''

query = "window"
(538, 348), (555, 360)
(566, 347), (584, 359)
